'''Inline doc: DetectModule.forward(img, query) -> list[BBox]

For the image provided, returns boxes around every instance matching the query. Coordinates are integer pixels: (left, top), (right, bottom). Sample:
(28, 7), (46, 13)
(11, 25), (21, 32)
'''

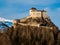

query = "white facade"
(30, 10), (41, 17)
(29, 8), (48, 18)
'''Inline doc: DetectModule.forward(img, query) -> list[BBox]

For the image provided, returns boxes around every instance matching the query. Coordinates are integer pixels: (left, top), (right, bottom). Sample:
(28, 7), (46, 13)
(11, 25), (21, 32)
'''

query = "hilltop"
(0, 8), (60, 45)
(13, 8), (59, 31)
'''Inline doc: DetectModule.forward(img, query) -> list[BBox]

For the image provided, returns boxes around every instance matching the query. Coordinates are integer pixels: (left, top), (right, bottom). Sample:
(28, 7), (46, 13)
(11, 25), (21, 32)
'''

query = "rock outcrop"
(0, 8), (60, 45)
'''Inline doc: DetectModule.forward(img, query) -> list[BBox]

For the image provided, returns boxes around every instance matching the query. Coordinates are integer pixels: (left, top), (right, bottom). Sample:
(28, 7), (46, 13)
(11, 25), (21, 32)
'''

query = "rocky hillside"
(0, 16), (60, 45)
(19, 17), (59, 31)
(20, 17), (55, 26)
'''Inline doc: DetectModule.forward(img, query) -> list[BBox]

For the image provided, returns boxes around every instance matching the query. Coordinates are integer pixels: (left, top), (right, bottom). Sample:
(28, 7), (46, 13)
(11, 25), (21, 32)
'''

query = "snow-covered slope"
(0, 17), (13, 22)
(0, 17), (13, 29)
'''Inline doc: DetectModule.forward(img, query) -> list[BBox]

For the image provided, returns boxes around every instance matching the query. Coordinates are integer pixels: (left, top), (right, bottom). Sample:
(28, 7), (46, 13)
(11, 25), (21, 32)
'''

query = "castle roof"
(31, 7), (37, 10)
(31, 8), (46, 12)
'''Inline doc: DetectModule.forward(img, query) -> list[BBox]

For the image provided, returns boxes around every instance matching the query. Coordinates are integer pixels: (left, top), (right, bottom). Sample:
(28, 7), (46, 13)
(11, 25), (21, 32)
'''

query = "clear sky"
(0, 0), (60, 29)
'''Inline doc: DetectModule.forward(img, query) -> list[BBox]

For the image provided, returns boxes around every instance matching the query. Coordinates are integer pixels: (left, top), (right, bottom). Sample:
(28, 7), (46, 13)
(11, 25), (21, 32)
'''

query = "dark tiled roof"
(31, 8), (47, 12)
(31, 7), (37, 10)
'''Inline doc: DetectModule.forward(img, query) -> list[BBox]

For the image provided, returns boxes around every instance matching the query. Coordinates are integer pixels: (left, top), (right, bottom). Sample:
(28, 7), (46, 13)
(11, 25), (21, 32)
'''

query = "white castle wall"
(30, 9), (48, 18)
(30, 10), (41, 18)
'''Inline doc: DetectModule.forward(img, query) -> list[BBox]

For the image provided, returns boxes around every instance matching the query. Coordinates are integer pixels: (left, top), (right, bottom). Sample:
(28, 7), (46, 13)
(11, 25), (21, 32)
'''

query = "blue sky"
(0, 0), (60, 29)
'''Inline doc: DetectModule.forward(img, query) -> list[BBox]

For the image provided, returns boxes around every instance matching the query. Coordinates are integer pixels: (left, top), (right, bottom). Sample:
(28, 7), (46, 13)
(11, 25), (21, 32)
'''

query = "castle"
(13, 7), (49, 22)
(13, 8), (51, 29)
(27, 8), (49, 18)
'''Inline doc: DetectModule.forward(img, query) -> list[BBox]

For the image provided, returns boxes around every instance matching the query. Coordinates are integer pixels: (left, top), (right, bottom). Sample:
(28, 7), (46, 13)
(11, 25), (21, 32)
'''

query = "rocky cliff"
(0, 16), (60, 45)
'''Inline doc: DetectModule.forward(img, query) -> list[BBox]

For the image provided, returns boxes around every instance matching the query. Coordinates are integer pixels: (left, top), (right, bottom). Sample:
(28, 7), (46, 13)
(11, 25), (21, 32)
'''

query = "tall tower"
(41, 10), (47, 19)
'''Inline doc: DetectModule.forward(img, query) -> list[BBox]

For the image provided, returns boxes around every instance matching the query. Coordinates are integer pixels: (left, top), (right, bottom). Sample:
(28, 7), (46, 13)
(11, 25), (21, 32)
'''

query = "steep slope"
(0, 9), (60, 45)
(4, 16), (58, 45)
(0, 24), (59, 45)
(20, 17), (59, 31)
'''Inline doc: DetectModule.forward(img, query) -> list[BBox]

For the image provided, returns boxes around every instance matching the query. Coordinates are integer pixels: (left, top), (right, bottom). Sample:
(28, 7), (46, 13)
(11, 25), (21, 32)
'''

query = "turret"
(41, 10), (47, 18)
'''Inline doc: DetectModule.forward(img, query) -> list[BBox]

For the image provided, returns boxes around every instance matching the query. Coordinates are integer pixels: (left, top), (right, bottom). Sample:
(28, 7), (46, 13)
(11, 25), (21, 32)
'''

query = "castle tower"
(41, 10), (47, 18)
